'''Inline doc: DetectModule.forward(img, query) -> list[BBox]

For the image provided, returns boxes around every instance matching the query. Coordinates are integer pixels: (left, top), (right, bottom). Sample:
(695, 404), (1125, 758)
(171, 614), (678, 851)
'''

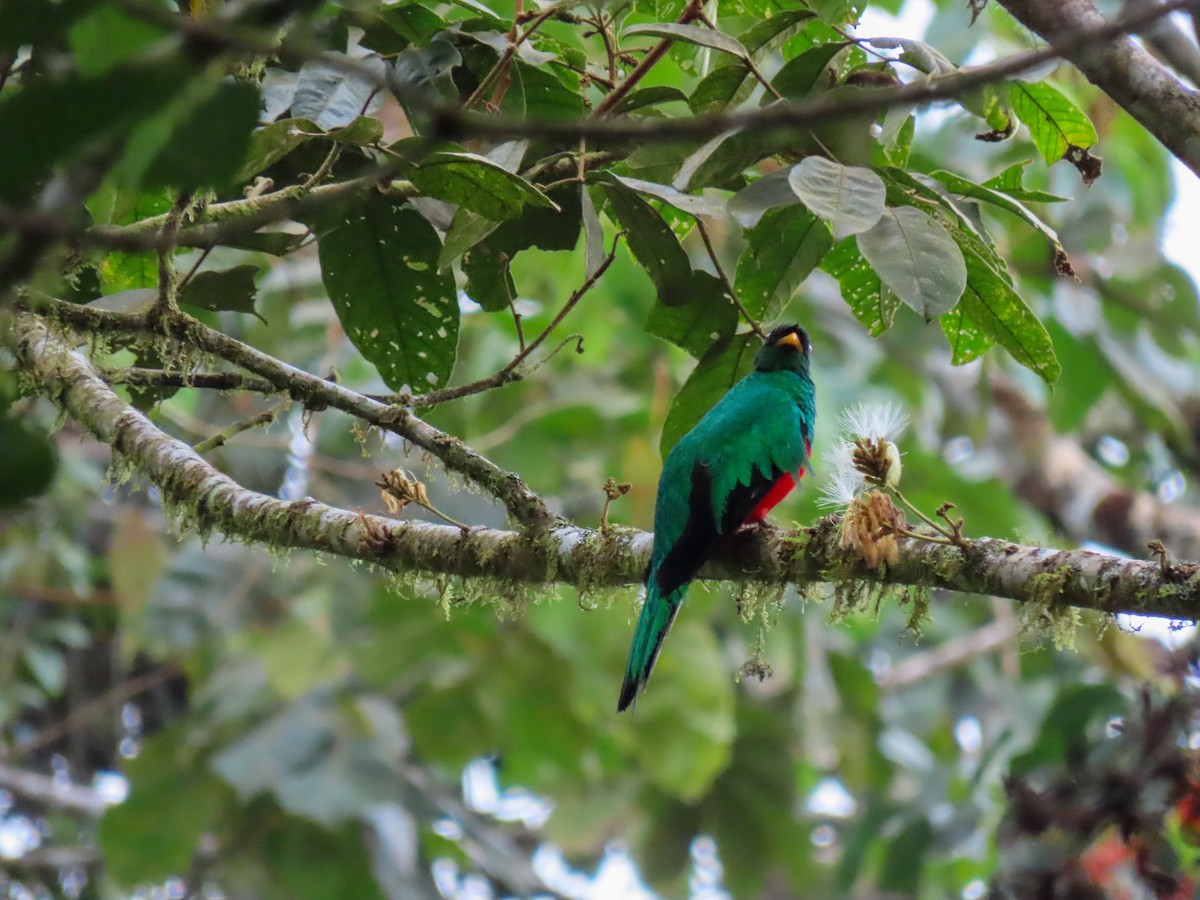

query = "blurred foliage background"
(4, 0), (1200, 897)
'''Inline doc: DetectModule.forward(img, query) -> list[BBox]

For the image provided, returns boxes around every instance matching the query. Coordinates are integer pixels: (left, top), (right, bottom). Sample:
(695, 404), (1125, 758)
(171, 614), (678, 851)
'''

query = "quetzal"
(618, 324), (816, 712)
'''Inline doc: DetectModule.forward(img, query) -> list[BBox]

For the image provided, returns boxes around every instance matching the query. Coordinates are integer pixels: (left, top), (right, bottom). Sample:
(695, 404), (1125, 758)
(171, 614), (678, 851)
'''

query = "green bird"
(618, 324), (815, 712)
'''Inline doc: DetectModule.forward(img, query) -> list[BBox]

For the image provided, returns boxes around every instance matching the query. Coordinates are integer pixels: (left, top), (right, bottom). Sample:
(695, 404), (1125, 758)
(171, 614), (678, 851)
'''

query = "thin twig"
(695, 9), (784, 101)
(153, 192), (191, 317)
(25, 304), (557, 528)
(102, 367), (280, 393)
(463, 5), (560, 110)
(695, 219), (764, 339)
(508, 294), (526, 351)
(13, 664), (181, 757)
(592, 0), (705, 116)
(411, 233), (622, 407)
(193, 398), (291, 454)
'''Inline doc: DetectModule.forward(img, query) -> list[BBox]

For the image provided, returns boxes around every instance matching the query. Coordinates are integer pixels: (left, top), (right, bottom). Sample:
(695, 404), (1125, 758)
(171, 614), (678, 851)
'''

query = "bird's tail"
(617, 581), (686, 712)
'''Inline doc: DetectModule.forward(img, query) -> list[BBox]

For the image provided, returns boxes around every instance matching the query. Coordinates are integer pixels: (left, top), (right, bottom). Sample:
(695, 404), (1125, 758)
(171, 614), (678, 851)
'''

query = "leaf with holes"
(821, 237), (898, 337)
(601, 180), (694, 307)
(735, 205), (831, 319)
(645, 271), (738, 358)
(462, 244), (514, 313)
(929, 169), (1073, 276)
(856, 206), (966, 319)
(310, 198), (458, 393)
(956, 243), (1060, 383)
(409, 151), (557, 221)
(660, 332), (759, 458)
(1009, 80), (1097, 165)
(940, 303), (995, 365)
(788, 157), (885, 239)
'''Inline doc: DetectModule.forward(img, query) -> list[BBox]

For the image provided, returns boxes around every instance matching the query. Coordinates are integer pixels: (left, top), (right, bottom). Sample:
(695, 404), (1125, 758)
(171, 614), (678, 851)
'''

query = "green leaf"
(1044, 322), (1107, 431)
(601, 181), (694, 307)
(623, 620), (736, 800)
(179, 265), (263, 320)
(624, 22), (749, 59)
(0, 414), (57, 508)
(735, 205), (832, 319)
(770, 42), (848, 100)
(982, 161), (1070, 203)
(489, 183), (582, 254)
(0, 62), (189, 203)
(866, 36), (955, 75)
(880, 817), (935, 893)
(393, 38), (462, 109)
(438, 208), (501, 269)
(1009, 80), (1098, 165)
(22, 644), (65, 695)
(687, 13), (814, 111)
(238, 118), (321, 182)
(582, 185), (606, 279)
(939, 303), (995, 365)
(856, 206), (967, 319)
(956, 241), (1060, 383)
(788, 157), (885, 239)
(68, 3), (167, 75)
(97, 191), (174, 293)
(929, 169), (1073, 275)
(610, 85), (689, 115)
(99, 728), (233, 886)
(659, 332), (758, 457)
(0, 0), (88, 52)
(143, 80), (260, 189)
(645, 271), (738, 358)
(821, 237), (898, 337)
(409, 151), (557, 221)
(462, 244), (515, 312)
(610, 175), (724, 218)
(727, 169), (799, 227)
(499, 59), (583, 119)
(365, 3), (445, 52)
(292, 56), (380, 131)
(259, 818), (386, 900)
(312, 198), (458, 392)
(1009, 684), (1127, 776)
(690, 65), (756, 113)
(210, 696), (402, 825)
(737, 9), (817, 54)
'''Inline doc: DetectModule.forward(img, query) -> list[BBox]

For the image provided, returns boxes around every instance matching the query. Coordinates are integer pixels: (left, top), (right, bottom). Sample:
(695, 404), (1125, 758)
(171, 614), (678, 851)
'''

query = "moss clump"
(1020, 565), (1081, 649)
(829, 579), (869, 623)
(900, 583), (932, 639)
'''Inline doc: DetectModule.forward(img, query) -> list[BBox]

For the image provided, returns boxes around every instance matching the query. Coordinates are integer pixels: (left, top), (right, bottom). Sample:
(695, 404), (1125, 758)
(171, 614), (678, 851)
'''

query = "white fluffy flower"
(817, 403), (909, 508)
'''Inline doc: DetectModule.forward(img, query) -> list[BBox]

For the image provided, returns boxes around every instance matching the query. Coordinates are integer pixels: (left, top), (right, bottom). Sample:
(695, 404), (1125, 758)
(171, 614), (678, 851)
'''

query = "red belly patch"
(746, 469), (803, 523)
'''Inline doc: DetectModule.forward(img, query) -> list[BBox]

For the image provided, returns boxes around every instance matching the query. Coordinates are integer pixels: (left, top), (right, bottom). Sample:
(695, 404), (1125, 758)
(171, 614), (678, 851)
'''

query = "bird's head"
(753, 324), (812, 374)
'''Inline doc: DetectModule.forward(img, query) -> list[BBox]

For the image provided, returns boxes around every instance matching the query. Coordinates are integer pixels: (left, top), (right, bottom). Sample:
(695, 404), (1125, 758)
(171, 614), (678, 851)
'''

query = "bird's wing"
(652, 385), (807, 598)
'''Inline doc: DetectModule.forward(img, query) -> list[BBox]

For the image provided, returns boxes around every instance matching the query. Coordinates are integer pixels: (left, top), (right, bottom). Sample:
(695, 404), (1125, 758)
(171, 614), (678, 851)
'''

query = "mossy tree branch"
(30, 302), (557, 531)
(13, 313), (1200, 620)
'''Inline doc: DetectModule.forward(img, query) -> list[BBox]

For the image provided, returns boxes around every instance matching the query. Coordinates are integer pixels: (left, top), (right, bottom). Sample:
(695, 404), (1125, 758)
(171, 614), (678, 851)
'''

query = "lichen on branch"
(12, 312), (1200, 621)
